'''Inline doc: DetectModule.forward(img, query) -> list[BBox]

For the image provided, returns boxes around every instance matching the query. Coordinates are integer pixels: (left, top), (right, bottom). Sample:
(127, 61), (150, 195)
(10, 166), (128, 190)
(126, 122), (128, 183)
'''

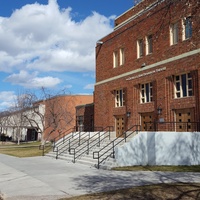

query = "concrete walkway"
(0, 154), (200, 200)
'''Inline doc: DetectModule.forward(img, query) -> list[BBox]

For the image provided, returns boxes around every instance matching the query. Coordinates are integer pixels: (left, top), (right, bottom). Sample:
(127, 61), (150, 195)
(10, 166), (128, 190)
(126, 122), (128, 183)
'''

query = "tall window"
(137, 39), (144, 58)
(140, 82), (153, 103)
(146, 35), (153, 55)
(174, 73), (192, 98)
(113, 50), (118, 68)
(119, 48), (125, 66)
(170, 22), (179, 45)
(183, 17), (192, 40)
(115, 89), (125, 107)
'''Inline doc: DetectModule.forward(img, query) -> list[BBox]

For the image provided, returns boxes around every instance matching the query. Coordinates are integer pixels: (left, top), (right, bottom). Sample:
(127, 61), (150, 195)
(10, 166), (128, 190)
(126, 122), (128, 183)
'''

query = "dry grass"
(112, 165), (200, 172)
(61, 183), (200, 200)
(0, 141), (51, 157)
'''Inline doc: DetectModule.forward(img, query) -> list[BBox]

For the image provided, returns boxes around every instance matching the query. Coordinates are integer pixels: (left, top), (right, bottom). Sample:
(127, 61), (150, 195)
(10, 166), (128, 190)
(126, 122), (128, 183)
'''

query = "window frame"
(170, 22), (179, 45)
(140, 82), (153, 103)
(113, 50), (118, 68)
(115, 89), (125, 107)
(146, 35), (153, 55)
(119, 48), (125, 66)
(182, 16), (192, 40)
(137, 39), (144, 58)
(174, 73), (193, 98)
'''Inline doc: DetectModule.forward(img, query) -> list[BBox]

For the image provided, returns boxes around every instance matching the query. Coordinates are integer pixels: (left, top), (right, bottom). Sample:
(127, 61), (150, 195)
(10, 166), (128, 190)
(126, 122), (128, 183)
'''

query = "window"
(170, 22), (179, 45)
(146, 35), (153, 54)
(137, 39), (144, 58)
(174, 73), (192, 98)
(113, 51), (118, 68)
(140, 82), (153, 103)
(115, 89), (125, 107)
(183, 17), (192, 40)
(119, 48), (125, 66)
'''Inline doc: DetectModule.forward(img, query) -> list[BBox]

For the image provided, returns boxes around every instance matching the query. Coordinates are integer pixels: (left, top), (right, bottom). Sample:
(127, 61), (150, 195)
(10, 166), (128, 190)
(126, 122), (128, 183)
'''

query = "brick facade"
(94, 0), (200, 134)
(43, 95), (93, 140)
(76, 103), (94, 132)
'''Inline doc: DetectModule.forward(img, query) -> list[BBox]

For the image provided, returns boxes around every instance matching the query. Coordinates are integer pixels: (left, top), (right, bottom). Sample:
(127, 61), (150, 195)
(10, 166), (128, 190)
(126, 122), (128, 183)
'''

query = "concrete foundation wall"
(115, 132), (200, 166)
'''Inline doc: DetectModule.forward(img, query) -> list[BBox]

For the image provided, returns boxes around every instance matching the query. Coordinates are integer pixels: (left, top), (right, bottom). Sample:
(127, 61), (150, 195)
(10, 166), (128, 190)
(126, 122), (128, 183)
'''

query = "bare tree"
(0, 88), (75, 145)
(21, 88), (75, 145)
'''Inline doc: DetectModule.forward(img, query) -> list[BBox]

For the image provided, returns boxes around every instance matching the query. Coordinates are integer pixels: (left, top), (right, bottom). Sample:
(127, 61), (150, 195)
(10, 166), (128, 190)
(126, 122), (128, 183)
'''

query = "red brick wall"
(94, 0), (200, 131)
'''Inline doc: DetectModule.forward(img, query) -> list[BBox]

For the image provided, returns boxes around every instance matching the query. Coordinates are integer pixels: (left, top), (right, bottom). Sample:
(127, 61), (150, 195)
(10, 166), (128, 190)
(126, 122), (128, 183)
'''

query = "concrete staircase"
(45, 131), (128, 169)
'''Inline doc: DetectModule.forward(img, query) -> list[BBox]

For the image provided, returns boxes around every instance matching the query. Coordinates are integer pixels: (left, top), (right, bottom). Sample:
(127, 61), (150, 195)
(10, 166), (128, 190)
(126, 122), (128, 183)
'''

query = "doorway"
(115, 116), (125, 137)
(141, 112), (154, 131)
(175, 108), (194, 132)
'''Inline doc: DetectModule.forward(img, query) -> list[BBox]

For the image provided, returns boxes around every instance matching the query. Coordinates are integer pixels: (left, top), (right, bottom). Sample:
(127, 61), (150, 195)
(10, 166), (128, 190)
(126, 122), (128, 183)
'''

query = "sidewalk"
(1, 154), (200, 200)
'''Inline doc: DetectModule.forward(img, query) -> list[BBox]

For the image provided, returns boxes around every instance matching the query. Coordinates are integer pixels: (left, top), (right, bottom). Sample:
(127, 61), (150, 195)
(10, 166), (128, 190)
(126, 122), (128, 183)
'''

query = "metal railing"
(93, 125), (141, 169)
(144, 121), (200, 132)
(39, 127), (76, 156)
(52, 127), (77, 151)
(70, 126), (114, 163)
(55, 126), (103, 159)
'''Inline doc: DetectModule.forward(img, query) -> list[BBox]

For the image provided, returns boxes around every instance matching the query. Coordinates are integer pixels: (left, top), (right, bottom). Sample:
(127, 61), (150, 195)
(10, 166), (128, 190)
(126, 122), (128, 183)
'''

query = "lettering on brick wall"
(126, 67), (166, 81)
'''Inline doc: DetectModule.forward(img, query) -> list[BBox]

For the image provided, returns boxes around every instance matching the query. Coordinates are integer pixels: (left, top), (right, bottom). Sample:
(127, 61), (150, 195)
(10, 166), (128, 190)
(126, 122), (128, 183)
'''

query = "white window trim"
(137, 39), (143, 58)
(119, 48), (125, 66)
(182, 17), (192, 41)
(115, 89), (125, 107)
(113, 51), (118, 68)
(140, 82), (153, 103)
(174, 73), (192, 98)
(170, 22), (178, 45)
(146, 35), (153, 55)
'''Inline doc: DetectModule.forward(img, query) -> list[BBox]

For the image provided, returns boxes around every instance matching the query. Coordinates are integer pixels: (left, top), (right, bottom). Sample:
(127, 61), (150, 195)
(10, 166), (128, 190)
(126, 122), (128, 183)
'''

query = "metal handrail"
(56, 126), (103, 159)
(93, 125), (141, 169)
(144, 121), (200, 132)
(52, 127), (77, 151)
(70, 126), (114, 163)
(53, 126), (76, 142)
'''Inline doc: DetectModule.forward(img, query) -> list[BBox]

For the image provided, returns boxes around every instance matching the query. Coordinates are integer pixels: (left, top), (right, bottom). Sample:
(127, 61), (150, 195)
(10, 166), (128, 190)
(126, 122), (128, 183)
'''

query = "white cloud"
(5, 70), (61, 88)
(0, 91), (17, 110)
(84, 83), (94, 90)
(0, 0), (114, 73)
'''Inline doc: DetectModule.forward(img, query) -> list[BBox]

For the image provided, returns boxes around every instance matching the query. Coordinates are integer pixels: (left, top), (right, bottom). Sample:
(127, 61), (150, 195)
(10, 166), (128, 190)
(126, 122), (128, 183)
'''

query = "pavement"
(1, 154), (200, 200)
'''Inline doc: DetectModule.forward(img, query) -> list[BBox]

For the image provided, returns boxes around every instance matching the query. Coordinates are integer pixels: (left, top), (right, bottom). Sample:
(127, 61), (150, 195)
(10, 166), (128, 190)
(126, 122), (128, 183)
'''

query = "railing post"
(112, 141), (115, 158)
(97, 152), (100, 169)
(79, 132), (81, 145)
(87, 139), (89, 155)
(56, 147), (58, 159)
(42, 145), (44, 156)
(109, 126), (111, 140)
(69, 138), (71, 151)
(98, 132), (100, 147)
(73, 149), (75, 163)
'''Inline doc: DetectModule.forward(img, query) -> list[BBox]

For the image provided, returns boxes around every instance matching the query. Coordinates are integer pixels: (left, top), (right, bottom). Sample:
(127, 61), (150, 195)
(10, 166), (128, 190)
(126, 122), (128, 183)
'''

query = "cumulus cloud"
(0, 0), (114, 73)
(0, 91), (17, 110)
(5, 70), (61, 88)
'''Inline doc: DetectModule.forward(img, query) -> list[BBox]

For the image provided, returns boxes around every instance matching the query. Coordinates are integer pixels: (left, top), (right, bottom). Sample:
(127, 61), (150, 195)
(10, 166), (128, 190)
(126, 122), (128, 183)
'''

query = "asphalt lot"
(1, 154), (200, 200)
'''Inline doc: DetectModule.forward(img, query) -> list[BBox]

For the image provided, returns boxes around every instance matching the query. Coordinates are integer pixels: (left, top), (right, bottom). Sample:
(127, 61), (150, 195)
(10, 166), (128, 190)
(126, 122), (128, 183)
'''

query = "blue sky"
(0, 0), (134, 110)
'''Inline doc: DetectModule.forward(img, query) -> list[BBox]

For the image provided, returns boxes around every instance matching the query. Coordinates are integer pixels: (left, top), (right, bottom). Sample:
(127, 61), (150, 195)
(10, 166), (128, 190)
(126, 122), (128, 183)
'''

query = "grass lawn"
(60, 183), (200, 200)
(112, 165), (200, 172)
(0, 141), (52, 157)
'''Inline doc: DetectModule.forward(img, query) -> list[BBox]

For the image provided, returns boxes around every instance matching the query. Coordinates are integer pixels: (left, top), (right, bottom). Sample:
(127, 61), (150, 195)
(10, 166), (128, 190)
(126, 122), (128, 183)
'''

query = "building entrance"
(175, 108), (194, 132)
(115, 116), (125, 137)
(141, 112), (154, 131)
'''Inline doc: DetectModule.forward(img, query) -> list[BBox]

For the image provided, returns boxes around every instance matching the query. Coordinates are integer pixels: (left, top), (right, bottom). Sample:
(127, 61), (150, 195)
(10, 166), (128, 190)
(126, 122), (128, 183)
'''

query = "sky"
(0, 0), (134, 111)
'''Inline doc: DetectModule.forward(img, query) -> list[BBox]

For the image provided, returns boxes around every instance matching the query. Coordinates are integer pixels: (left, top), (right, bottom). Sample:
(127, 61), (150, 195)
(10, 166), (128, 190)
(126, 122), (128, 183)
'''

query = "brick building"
(43, 95), (93, 141)
(76, 103), (94, 132)
(94, 0), (200, 136)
